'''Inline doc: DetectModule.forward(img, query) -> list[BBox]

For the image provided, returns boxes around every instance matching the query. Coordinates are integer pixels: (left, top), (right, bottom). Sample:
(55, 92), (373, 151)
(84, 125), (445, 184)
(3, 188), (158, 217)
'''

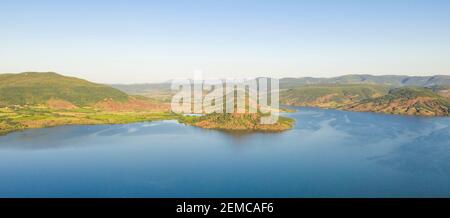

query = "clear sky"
(1, 0), (450, 83)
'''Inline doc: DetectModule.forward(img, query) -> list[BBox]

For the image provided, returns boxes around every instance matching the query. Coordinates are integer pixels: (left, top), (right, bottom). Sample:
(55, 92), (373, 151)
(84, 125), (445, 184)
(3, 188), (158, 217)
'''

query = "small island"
(179, 113), (295, 132)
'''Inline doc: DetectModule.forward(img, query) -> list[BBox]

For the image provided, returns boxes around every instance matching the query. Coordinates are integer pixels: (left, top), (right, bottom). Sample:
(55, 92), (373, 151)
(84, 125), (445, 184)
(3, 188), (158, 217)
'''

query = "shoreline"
(0, 107), (296, 136)
(2, 105), (449, 137)
(284, 104), (450, 117)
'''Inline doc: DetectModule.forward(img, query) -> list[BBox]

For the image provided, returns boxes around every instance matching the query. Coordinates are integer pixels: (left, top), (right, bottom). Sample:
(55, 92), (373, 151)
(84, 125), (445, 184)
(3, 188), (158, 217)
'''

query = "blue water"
(0, 107), (449, 197)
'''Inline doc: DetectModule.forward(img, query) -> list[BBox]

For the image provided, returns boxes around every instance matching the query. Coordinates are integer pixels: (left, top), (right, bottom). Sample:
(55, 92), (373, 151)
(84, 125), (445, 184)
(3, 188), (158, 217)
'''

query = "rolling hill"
(343, 87), (450, 116)
(110, 74), (450, 116)
(280, 84), (390, 108)
(429, 85), (450, 100)
(0, 72), (129, 107)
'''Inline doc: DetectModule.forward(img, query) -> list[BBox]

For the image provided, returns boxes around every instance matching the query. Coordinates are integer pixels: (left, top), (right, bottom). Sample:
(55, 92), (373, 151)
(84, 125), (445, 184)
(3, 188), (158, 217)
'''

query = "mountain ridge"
(110, 74), (450, 93)
(2, 72), (449, 117)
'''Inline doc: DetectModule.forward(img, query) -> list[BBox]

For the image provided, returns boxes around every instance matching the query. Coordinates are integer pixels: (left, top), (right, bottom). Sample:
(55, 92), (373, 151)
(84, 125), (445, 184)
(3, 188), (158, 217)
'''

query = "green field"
(0, 106), (180, 135)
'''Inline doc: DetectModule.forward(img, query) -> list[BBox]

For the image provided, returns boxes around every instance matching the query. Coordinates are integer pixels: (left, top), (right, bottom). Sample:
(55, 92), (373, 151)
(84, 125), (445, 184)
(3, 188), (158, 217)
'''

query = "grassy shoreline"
(0, 106), (296, 136)
(0, 106), (181, 135)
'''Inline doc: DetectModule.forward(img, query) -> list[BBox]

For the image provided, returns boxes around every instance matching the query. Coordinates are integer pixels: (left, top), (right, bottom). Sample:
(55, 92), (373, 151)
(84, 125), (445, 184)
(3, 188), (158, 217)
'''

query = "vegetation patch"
(280, 84), (390, 108)
(343, 87), (450, 116)
(0, 106), (179, 135)
(179, 113), (295, 132)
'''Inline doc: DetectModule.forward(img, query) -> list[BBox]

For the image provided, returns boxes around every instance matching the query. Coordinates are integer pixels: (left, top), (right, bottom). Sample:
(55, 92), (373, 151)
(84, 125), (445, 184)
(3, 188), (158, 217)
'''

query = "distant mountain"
(343, 87), (450, 116)
(111, 75), (450, 95)
(110, 83), (172, 94)
(279, 75), (450, 88)
(0, 72), (129, 107)
(110, 83), (174, 103)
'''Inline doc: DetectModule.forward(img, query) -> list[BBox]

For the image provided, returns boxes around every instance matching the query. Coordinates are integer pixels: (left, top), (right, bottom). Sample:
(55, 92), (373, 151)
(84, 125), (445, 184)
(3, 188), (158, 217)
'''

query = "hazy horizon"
(1, 0), (450, 83)
(2, 71), (450, 85)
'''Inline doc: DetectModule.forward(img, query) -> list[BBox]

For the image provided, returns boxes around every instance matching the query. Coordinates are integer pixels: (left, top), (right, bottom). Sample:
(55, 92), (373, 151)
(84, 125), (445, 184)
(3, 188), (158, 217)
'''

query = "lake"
(0, 107), (449, 197)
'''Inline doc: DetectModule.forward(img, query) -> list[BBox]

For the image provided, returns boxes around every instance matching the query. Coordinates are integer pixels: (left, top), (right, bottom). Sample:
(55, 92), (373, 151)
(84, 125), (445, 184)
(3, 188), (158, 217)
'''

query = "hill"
(343, 87), (450, 116)
(280, 84), (390, 108)
(0, 72), (129, 107)
(429, 85), (450, 100)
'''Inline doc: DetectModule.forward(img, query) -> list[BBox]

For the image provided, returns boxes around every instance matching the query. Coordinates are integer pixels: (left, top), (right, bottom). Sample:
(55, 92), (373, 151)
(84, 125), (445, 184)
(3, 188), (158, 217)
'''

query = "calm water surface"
(0, 107), (449, 197)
